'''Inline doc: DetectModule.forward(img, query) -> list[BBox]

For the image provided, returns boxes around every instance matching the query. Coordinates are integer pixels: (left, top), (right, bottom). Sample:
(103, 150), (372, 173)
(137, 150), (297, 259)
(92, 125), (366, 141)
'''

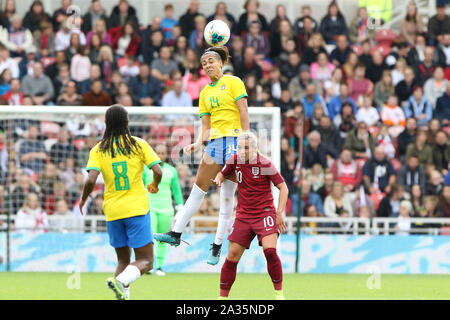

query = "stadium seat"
(370, 44), (392, 58)
(73, 139), (86, 151)
(439, 227), (450, 235)
(375, 29), (397, 46)
(390, 158), (403, 172)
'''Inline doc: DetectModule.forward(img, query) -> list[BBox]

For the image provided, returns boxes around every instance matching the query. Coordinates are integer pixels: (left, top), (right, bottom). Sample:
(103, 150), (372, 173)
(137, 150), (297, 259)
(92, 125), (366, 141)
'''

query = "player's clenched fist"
(211, 172), (225, 187)
(147, 182), (159, 194)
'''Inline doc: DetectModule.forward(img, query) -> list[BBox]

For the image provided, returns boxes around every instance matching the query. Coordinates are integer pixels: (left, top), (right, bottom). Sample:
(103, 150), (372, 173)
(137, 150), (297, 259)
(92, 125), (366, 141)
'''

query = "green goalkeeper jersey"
(143, 162), (184, 215)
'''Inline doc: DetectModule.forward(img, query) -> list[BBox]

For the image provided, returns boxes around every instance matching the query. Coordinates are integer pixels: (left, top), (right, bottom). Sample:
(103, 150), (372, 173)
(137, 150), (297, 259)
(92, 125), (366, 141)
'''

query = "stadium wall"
(1, 233), (450, 274)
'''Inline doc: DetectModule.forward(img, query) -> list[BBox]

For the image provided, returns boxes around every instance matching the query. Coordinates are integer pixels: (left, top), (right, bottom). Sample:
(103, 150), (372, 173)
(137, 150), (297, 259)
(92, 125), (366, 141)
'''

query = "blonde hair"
(307, 33), (326, 48)
(400, 200), (413, 213)
(237, 131), (258, 148)
(98, 45), (114, 62)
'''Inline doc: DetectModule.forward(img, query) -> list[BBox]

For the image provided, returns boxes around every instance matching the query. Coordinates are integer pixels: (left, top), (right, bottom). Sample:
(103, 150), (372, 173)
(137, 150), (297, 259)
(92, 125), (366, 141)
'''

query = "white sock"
(116, 265), (141, 287)
(123, 286), (130, 300)
(173, 184), (207, 233)
(214, 180), (237, 246)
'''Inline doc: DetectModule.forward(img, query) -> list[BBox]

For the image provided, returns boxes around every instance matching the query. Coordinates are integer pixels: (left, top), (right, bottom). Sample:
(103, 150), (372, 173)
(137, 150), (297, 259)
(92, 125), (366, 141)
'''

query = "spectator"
(119, 55), (139, 83)
(327, 83), (357, 120)
(188, 15), (207, 53)
(356, 95), (380, 127)
(432, 130), (450, 175)
(349, 7), (376, 44)
(341, 51), (359, 81)
(303, 130), (336, 170)
(87, 193), (104, 216)
(319, 2), (348, 44)
(110, 20), (141, 59)
(179, 0), (201, 38)
(280, 51), (302, 81)
(45, 50), (66, 79)
(18, 125), (47, 174)
(151, 46), (179, 85)
(415, 46), (437, 85)
(23, 0), (52, 34)
(436, 33), (450, 67)
(405, 129), (433, 169)
(0, 78), (23, 105)
(70, 45), (91, 83)
(291, 179), (324, 216)
(56, 79), (82, 106)
(435, 82), (450, 126)
(347, 63), (374, 103)
(64, 32), (82, 63)
(270, 17), (294, 59)
(54, 17), (86, 52)
(403, 85), (432, 127)
(427, 1), (450, 46)
(333, 102), (357, 139)
(50, 198), (80, 231)
(318, 115), (341, 157)
(300, 32), (327, 66)
(397, 117), (417, 161)
(129, 64), (161, 106)
(37, 162), (60, 196)
(0, 69), (11, 96)
(86, 18), (111, 48)
(82, 0), (108, 35)
(237, 0), (269, 35)
(400, 2), (424, 45)
(424, 66), (448, 109)
(376, 123), (396, 160)
(207, 2), (237, 35)
(317, 169), (334, 201)
(52, 0), (73, 31)
(21, 61), (54, 105)
(310, 52), (335, 85)
(161, 4), (178, 41)
(183, 67), (209, 105)
(11, 173), (40, 214)
(363, 145), (396, 194)
(397, 153), (426, 192)
(0, 43), (19, 79)
(366, 49), (388, 84)
(324, 181), (354, 217)
(262, 65), (288, 101)
(4, 14), (33, 57)
(33, 21), (56, 59)
(330, 148), (363, 192)
(15, 192), (48, 232)
(343, 121), (376, 160)
(53, 63), (71, 99)
(108, 0), (139, 29)
(436, 185), (450, 217)
(426, 118), (441, 145)
(395, 200), (413, 235)
(377, 183), (405, 217)
(162, 71), (192, 107)
(409, 184), (425, 214)
(407, 33), (427, 66)
(49, 127), (78, 168)
(243, 20), (270, 60)
(82, 79), (112, 106)
(97, 45), (115, 85)
(390, 58), (407, 86)
(234, 46), (263, 80)
(302, 83), (327, 118)
(396, 66), (419, 106)
(380, 95), (406, 138)
(426, 170), (444, 196)
(374, 69), (395, 108)
(140, 29), (164, 65)
(329, 34), (352, 67)
(324, 67), (344, 103)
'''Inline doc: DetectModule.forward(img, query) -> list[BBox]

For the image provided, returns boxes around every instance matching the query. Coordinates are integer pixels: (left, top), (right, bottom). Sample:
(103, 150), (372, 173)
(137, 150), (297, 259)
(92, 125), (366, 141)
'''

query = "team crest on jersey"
(252, 167), (259, 176)
(221, 84), (226, 90)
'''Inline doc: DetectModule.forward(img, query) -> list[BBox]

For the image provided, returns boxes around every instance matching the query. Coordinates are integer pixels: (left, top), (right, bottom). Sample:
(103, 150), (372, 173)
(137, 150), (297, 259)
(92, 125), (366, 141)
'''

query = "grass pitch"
(0, 272), (449, 300)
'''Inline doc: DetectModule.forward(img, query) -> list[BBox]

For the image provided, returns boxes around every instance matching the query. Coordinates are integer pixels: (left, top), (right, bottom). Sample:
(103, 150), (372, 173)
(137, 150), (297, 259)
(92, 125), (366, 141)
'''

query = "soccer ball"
(204, 19), (230, 47)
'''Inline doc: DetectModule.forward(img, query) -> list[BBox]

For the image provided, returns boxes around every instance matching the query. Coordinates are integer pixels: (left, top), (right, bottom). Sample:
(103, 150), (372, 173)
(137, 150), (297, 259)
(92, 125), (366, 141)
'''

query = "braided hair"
(99, 105), (141, 158)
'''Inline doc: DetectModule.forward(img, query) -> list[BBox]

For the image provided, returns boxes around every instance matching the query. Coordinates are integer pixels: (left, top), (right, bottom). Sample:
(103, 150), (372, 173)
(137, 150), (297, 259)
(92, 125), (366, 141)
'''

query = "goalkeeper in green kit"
(143, 144), (184, 276)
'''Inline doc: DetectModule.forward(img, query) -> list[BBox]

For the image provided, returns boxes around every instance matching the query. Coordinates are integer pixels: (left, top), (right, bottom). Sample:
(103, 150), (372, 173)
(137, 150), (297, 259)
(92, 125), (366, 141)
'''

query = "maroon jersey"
(221, 153), (284, 219)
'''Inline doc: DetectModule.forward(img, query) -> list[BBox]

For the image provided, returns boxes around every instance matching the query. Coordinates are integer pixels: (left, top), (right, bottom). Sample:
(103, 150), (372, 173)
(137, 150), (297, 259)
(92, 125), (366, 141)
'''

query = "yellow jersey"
(198, 75), (248, 140)
(86, 137), (161, 221)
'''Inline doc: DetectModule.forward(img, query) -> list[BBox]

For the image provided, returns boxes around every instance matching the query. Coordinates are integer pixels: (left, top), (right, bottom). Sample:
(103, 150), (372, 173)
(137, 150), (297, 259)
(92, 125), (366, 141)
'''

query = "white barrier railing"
(2, 214), (450, 235)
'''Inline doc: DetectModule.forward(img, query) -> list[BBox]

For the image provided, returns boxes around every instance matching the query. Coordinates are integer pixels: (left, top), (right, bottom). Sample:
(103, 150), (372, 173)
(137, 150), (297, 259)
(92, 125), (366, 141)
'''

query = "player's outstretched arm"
(79, 170), (100, 215)
(236, 97), (250, 132)
(275, 182), (289, 234)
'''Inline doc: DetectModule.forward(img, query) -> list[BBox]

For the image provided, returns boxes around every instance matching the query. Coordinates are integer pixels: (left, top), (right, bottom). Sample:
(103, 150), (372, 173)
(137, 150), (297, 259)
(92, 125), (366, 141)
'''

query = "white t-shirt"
(356, 106), (380, 126)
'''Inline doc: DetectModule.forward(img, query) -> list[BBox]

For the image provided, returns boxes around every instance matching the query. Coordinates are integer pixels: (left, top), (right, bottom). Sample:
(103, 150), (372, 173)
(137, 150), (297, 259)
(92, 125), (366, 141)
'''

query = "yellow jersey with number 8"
(86, 137), (161, 221)
(198, 75), (248, 140)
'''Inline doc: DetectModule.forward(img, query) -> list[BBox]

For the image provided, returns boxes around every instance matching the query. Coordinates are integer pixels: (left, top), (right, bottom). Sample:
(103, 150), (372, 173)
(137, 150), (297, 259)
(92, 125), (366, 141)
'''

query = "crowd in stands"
(0, 0), (449, 234)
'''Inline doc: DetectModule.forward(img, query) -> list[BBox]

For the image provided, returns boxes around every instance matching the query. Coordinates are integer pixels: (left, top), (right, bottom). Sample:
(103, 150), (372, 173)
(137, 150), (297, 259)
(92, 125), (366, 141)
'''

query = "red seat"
(150, 124), (170, 138)
(390, 158), (402, 172)
(375, 29), (397, 46)
(73, 139), (86, 151)
(370, 44), (392, 58)
(440, 227), (450, 235)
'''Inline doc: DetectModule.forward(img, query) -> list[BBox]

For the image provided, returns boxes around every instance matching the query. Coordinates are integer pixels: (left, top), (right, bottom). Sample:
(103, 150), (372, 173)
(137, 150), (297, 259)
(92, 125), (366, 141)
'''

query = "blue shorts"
(106, 212), (153, 249)
(205, 137), (237, 166)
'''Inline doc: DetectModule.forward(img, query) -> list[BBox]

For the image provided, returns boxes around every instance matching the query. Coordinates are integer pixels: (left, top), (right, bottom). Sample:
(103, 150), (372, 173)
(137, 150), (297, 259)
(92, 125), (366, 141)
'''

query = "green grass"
(0, 273), (449, 300)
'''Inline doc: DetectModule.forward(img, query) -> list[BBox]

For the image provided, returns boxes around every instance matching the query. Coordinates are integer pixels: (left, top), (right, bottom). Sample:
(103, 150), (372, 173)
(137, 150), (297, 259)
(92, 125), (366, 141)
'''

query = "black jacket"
(319, 15), (349, 43)
(108, 5), (139, 29)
